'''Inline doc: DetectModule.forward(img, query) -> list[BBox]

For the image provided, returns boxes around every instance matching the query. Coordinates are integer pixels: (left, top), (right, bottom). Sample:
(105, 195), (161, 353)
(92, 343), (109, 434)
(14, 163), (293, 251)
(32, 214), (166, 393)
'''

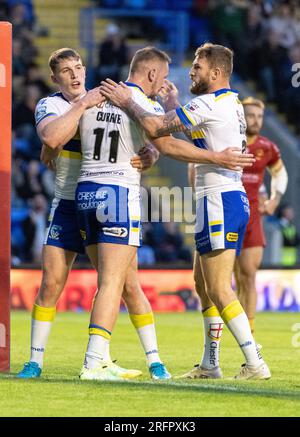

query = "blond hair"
(242, 96), (265, 110)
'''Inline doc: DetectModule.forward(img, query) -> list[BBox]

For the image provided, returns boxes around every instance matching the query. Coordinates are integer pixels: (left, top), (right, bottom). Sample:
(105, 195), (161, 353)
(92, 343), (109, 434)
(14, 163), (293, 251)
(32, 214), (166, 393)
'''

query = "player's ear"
(51, 73), (58, 84)
(148, 68), (156, 83)
(211, 67), (221, 81)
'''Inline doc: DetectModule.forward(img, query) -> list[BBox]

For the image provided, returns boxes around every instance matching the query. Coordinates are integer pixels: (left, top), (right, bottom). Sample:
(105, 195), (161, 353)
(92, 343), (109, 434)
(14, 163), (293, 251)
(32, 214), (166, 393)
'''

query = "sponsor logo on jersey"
(49, 225), (62, 240)
(185, 102), (200, 112)
(103, 227), (128, 238)
(226, 232), (239, 242)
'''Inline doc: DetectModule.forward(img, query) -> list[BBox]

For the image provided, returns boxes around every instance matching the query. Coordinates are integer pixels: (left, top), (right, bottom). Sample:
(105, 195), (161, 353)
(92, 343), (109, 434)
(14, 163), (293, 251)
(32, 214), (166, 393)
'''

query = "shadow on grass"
(2, 373), (300, 402)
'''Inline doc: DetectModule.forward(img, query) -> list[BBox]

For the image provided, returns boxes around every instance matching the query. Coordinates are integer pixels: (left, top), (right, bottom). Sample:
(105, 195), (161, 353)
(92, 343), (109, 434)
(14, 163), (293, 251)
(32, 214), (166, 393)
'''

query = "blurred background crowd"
(2, 0), (300, 267)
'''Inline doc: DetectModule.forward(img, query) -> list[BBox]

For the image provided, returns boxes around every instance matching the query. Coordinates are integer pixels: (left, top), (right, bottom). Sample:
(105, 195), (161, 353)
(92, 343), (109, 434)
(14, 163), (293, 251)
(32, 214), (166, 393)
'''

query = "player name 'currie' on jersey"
(79, 85), (164, 189)
(176, 88), (247, 199)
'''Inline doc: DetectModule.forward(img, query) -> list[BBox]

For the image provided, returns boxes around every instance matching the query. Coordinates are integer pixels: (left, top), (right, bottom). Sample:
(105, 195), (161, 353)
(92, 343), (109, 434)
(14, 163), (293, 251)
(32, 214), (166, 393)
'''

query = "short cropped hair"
(195, 43), (233, 77)
(48, 48), (82, 73)
(242, 96), (265, 111)
(130, 46), (171, 74)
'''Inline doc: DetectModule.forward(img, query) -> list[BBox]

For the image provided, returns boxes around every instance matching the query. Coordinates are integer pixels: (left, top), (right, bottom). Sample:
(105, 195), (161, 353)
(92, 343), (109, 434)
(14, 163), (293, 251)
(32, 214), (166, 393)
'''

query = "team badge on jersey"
(49, 225), (62, 240)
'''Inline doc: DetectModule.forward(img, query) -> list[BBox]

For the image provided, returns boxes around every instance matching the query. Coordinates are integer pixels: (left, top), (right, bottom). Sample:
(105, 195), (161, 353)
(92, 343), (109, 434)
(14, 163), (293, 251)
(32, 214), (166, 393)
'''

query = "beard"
(246, 125), (261, 136)
(190, 77), (210, 95)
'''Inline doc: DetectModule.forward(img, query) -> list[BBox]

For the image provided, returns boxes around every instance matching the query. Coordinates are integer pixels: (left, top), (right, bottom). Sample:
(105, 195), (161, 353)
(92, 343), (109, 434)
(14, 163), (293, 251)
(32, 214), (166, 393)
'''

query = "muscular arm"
(100, 80), (187, 138)
(37, 100), (87, 149)
(151, 135), (254, 170)
(37, 87), (105, 149)
(122, 102), (186, 138)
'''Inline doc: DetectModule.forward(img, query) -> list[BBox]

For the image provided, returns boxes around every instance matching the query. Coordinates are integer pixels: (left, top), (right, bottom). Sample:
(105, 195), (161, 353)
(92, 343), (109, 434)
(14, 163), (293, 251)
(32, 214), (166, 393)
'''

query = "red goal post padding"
(0, 22), (12, 372)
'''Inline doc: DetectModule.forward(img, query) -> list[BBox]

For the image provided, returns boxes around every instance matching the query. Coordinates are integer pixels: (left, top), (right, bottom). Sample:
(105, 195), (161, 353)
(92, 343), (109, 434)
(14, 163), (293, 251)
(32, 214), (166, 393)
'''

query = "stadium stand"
(7, 0), (300, 267)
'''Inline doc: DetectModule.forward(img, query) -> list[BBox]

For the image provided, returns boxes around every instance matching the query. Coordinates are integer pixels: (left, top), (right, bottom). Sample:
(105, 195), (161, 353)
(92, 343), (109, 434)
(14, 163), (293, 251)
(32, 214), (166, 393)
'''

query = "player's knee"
(206, 284), (232, 303)
(239, 268), (257, 287)
(37, 274), (62, 305)
(123, 281), (140, 300)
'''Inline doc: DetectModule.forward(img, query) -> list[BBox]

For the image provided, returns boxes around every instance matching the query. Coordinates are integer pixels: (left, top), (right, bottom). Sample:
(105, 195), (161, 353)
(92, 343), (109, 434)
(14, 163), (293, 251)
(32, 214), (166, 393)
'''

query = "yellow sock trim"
(203, 305), (220, 318)
(129, 312), (154, 329)
(89, 327), (111, 340)
(32, 304), (56, 322)
(249, 318), (255, 333)
(221, 300), (244, 324)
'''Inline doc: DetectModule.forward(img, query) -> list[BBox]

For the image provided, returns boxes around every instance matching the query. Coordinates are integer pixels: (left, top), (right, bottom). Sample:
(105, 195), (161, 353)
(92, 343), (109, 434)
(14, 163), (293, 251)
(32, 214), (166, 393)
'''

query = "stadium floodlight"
(0, 21), (12, 372)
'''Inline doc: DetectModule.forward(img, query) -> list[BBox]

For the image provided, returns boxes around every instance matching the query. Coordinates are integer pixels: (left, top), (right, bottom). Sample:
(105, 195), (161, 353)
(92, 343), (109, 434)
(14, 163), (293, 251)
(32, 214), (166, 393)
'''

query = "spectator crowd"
(3, 0), (300, 266)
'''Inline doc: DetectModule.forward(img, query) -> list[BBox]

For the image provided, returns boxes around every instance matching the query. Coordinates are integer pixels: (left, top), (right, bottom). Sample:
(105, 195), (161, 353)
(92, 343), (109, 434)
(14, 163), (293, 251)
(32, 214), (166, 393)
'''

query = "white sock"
(221, 300), (263, 367)
(29, 304), (56, 368)
(84, 334), (110, 369)
(130, 313), (161, 366)
(30, 319), (52, 368)
(137, 324), (161, 366)
(200, 306), (224, 369)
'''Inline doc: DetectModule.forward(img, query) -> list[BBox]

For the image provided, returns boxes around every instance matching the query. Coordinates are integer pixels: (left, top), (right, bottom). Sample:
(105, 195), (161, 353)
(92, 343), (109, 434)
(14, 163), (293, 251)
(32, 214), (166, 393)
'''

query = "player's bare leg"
(235, 246), (263, 334)
(17, 246), (77, 378)
(179, 252), (223, 379)
(80, 243), (141, 380)
(122, 256), (171, 379)
(201, 249), (270, 379)
(86, 248), (170, 379)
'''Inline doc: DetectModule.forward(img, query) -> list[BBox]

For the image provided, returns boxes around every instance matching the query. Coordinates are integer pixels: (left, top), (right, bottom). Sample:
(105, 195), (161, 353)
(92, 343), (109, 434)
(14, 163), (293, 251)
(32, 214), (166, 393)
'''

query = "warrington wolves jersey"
(78, 83), (164, 188)
(176, 88), (247, 199)
(35, 92), (82, 200)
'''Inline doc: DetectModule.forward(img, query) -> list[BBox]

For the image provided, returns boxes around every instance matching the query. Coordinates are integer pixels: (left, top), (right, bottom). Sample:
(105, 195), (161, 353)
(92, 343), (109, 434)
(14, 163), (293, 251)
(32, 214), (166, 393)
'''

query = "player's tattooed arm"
(156, 110), (190, 137)
(124, 102), (188, 138)
(100, 79), (189, 138)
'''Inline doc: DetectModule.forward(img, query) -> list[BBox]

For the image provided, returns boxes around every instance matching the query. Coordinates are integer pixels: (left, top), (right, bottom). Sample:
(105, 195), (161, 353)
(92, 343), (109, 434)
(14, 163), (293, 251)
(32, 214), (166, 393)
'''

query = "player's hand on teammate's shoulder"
(100, 79), (132, 108)
(82, 87), (106, 109)
(215, 147), (255, 171)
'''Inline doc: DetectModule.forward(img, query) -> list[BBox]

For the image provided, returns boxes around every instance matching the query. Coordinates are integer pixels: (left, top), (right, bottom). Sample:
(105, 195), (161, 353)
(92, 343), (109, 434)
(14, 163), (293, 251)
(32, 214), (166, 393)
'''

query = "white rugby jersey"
(78, 83), (164, 188)
(176, 88), (247, 199)
(35, 92), (82, 200)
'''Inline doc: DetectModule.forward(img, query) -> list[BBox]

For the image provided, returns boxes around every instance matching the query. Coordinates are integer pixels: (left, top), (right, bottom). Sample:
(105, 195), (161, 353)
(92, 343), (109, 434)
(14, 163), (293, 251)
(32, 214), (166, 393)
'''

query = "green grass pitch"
(1, 310), (300, 417)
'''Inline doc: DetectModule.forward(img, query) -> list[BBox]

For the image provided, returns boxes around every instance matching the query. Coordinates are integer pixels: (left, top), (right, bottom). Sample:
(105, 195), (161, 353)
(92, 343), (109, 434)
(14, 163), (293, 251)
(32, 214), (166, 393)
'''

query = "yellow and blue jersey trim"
(176, 106), (208, 149)
(125, 81), (158, 107)
(214, 88), (238, 101)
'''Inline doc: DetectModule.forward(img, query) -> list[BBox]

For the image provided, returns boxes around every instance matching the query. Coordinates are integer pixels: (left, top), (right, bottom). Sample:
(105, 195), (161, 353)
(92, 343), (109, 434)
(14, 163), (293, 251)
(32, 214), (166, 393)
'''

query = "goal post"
(0, 22), (12, 372)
